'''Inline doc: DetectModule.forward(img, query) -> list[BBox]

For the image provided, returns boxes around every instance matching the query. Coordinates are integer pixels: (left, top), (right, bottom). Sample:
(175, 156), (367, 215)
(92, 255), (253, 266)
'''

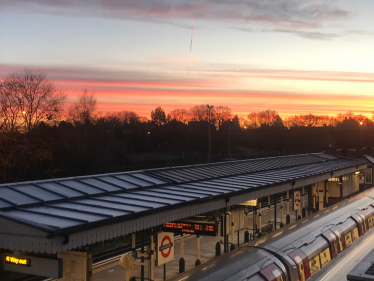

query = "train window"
(330, 227), (344, 252)
(319, 248), (331, 268)
(259, 263), (286, 281)
(309, 255), (321, 276)
(288, 249), (311, 280)
(345, 232), (353, 247)
(273, 269), (284, 281)
(352, 227), (359, 241)
(368, 217), (373, 228)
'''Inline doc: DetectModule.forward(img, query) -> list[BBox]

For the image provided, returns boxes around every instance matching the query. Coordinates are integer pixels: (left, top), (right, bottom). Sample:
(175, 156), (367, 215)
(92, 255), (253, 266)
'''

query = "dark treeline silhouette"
(1, 70), (374, 184)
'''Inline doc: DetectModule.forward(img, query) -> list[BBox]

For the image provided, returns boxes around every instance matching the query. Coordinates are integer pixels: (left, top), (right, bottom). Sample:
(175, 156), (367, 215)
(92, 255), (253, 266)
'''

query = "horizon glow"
(1, 1), (374, 119)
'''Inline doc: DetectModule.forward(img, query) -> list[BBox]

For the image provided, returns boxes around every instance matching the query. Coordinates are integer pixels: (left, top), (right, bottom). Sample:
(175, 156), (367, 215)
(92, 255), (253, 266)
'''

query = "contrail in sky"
(190, 20), (194, 52)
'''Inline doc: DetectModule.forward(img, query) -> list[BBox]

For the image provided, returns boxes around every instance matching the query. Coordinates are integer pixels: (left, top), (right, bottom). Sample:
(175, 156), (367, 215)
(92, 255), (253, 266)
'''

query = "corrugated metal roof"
(364, 154), (374, 165)
(0, 153), (368, 253)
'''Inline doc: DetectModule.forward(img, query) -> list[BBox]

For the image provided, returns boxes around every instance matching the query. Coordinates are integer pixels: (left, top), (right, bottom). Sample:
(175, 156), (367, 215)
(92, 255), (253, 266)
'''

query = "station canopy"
(0, 153), (367, 254)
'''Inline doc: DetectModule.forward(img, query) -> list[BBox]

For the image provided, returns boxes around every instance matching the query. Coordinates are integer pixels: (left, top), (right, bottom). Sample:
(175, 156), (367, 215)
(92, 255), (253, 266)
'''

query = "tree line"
(1, 69), (373, 184)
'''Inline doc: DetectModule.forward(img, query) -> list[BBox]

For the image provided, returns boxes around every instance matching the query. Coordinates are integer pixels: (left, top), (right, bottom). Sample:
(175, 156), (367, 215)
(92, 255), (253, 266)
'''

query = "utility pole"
(207, 105), (214, 163)
(360, 121), (363, 155)
(228, 119), (231, 160)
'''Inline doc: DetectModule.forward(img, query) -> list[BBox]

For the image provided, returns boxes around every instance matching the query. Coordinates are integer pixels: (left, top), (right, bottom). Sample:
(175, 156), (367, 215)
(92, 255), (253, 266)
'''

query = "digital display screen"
(162, 220), (218, 236)
(5, 256), (31, 267)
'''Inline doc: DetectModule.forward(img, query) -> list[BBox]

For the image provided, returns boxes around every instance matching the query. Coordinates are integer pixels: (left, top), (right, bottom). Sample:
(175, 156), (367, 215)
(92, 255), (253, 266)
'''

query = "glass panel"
(78, 199), (150, 212)
(0, 199), (13, 208)
(79, 178), (121, 192)
(29, 206), (108, 222)
(7, 210), (81, 228)
(15, 184), (63, 201)
(59, 180), (103, 194)
(136, 190), (191, 201)
(0, 187), (39, 205)
(116, 193), (181, 204)
(101, 195), (166, 208)
(131, 173), (167, 185)
(97, 176), (138, 189)
(54, 202), (131, 216)
(37, 182), (84, 197)
(115, 175), (152, 186)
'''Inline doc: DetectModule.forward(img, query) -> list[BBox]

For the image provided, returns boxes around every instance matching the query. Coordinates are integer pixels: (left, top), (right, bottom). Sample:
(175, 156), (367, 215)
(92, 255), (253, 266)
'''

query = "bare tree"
(189, 104), (215, 122)
(0, 69), (66, 132)
(170, 109), (189, 124)
(108, 110), (140, 124)
(151, 106), (166, 125)
(69, 88), (97, 123)
(247, 112), (260, 128)
(215, 106), (232, 128)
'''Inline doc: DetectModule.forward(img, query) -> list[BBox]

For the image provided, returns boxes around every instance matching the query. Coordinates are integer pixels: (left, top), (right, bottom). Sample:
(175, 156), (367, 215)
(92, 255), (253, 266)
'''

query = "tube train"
(170, 189), (374, 281)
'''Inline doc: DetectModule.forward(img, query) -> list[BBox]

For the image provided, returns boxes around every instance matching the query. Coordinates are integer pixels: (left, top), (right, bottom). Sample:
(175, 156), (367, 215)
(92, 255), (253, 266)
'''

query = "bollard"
(150, 235), (155, 281)
(302, 186), (306, 218)
(216, 220), (221, 257)
(280, 195), (284, 227)
(230, 221), (235, 251)
(244, 207), (250, 243)
(195, 235), (201, 266)
(179, 235), (185, 273)
(286, 191), (290, 225)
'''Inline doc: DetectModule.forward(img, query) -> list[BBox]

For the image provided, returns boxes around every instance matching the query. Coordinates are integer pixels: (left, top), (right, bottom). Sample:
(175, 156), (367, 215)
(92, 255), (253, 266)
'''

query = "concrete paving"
(93, 196), (310, 281)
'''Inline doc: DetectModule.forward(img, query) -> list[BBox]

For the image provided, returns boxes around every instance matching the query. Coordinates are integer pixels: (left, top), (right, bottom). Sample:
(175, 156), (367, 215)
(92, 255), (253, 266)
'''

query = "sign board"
(3, 254), (62, 278)
(156, 232), (174, 266)
(162, 220), (218, 236)
(238, 199), (258, 206)
(57, 251), (87, 281)
(294, 191), (300, 210)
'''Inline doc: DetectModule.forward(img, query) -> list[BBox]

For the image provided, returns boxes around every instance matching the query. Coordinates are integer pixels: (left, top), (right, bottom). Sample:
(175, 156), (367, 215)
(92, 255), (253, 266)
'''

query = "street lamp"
(19, 110), (27, 133)
(228, 118), (231, 160)
(206, 105), (214, 163)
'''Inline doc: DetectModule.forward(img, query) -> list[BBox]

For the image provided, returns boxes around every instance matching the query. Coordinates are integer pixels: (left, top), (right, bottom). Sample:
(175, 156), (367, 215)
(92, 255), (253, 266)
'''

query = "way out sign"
(156, 232), (174, 266)
(294, 191), (300, 210)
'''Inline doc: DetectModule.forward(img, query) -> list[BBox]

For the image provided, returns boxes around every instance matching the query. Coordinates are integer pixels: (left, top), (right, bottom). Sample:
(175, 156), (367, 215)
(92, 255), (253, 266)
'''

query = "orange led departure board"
(162, 220), (218, 236)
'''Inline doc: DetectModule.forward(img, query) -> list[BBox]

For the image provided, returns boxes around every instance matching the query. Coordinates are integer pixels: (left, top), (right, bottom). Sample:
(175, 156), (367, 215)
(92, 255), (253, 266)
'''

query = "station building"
(0, 153), (368, 280)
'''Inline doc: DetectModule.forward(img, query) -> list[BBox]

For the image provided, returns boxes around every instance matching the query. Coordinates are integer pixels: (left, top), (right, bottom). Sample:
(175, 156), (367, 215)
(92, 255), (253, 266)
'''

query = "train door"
(319, 248), (331, 268)
(345, 231), (353, 247)
(288, 249), (311, 281)
(352, 227), (359, 241)
(357, 211), (369, 233)
(260, 263), (286, 281)
(309, 254), (321, 277)
(322, 230), (339, 258)
(330, 226), (346, 252)
(351, 214), (365, 236)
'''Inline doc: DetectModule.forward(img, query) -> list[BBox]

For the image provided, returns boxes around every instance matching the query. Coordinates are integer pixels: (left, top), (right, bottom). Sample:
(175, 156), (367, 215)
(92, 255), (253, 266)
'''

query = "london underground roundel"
(156, 232), (174, 266)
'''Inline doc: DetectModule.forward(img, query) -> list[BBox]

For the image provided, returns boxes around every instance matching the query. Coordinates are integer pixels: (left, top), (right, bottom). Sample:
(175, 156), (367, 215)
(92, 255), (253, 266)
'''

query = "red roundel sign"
(295, 194), (300, 206)
(160, 235), (173, 258)
(156, 232), (174, 266)
(294, 191), (300, 210)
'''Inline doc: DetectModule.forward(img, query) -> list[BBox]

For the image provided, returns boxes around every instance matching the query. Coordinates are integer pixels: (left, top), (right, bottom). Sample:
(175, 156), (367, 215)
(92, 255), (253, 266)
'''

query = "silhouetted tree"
(215, 106), (232, 128)
(69, 88), (97, 123)
(151, 107), (166, 125)
(0, 69), (66, 132)
(169, 109), (189, 124)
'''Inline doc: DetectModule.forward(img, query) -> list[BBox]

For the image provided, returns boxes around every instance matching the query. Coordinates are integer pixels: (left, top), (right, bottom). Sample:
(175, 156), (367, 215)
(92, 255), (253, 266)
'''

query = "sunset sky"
(1, 0), (374, 119)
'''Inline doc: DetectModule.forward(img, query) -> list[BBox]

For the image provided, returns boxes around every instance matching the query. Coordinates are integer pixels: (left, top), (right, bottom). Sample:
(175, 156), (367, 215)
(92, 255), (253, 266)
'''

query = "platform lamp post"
(360, 121), (363, 155)
(215, 215), (221, 256)
(228, 118), (231, 160)
(207, 105), (214, 163)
